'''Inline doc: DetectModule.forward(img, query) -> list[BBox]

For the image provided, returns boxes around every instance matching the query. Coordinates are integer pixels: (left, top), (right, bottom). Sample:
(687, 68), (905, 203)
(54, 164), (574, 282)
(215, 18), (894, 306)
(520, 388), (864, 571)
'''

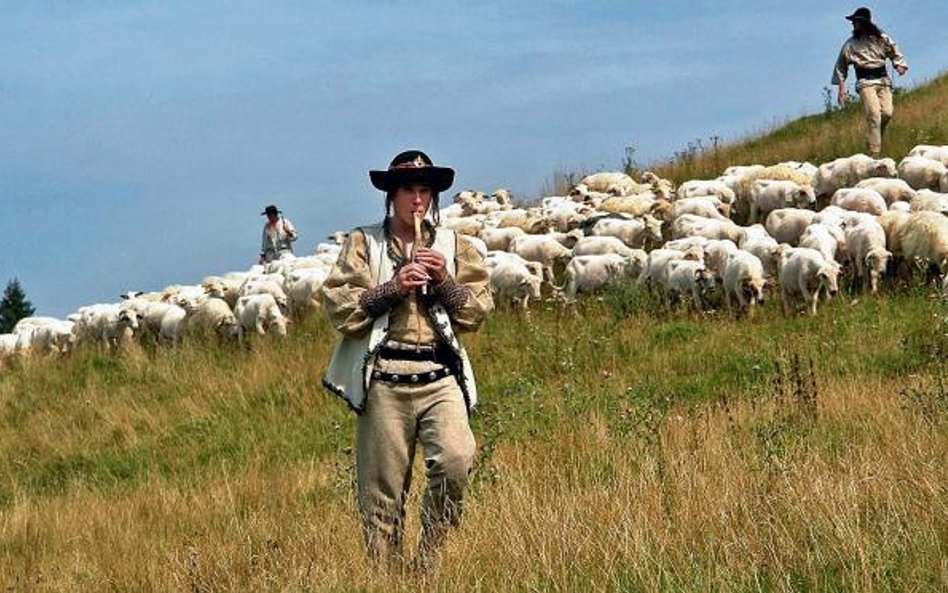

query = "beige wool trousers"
(858, 84), (894, 157)
(356, 357), (476, 570)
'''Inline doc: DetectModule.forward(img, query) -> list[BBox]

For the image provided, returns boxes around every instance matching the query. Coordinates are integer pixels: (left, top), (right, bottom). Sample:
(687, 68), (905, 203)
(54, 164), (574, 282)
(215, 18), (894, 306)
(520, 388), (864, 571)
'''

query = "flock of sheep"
(466, 146), (948, 316)
(2, 146), (947, 368)
(0, 237), (343, 365)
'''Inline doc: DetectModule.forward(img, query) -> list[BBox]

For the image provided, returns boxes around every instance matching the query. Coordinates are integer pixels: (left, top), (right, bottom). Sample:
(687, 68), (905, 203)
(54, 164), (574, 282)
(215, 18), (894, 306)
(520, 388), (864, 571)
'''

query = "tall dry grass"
(1, 284), (945, 591)
(2, 372), (946, 591)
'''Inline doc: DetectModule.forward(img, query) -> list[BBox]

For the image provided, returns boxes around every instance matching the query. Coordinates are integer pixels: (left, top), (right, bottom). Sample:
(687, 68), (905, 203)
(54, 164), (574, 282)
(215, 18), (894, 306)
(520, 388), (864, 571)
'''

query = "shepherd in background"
(832, 6), (909, 157)
(259, 204), (298, 264)
(319, 149), (492, 572)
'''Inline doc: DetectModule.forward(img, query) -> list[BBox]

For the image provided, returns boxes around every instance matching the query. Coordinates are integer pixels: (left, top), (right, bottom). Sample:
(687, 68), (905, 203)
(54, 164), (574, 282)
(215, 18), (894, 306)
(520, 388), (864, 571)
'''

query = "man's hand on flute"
(394, 261), (430, 297)
(413, 247), (447, 284)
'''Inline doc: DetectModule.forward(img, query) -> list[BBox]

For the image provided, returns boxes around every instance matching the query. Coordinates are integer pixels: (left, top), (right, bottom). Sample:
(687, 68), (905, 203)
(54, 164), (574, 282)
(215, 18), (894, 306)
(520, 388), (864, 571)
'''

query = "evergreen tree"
(0, 278), (35, 333)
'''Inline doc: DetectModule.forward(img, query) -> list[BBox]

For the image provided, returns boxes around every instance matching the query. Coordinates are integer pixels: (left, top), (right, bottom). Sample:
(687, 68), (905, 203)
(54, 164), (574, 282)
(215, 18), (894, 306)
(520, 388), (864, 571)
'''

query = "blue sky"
(1, 1), (946, 316)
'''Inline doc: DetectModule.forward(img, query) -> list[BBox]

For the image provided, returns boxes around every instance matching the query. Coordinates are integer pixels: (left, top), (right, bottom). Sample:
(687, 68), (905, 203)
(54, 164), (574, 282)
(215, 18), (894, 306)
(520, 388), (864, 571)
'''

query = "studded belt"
(371, 366), (454, 385)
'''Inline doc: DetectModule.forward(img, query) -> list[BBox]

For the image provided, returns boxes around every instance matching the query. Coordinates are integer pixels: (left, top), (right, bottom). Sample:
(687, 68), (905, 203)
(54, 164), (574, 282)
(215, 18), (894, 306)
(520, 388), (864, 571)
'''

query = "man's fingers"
(414, 255), (445, 271)
(400, 264), (430, 283)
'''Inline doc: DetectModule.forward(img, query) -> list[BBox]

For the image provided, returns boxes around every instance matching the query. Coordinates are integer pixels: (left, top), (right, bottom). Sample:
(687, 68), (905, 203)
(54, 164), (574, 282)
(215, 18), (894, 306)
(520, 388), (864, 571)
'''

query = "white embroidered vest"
(321, 223), (478, 413)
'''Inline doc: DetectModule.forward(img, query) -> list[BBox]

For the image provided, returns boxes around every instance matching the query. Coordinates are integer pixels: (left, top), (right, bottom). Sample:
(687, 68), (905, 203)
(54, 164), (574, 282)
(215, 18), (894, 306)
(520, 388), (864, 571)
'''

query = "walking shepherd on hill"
(831, 6), (908, 157)
(319, 149), (493, 572)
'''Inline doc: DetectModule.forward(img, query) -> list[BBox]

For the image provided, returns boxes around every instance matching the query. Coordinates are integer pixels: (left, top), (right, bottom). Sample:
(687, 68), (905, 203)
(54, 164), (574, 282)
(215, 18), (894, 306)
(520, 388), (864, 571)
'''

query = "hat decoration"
(369, 150), (455, 193)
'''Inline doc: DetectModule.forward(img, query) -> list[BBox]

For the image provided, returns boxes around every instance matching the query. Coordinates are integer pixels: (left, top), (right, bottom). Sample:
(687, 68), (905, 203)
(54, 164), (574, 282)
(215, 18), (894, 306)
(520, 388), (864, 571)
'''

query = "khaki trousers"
(858, 84), (894, 157)
(356, 358), (476, 570)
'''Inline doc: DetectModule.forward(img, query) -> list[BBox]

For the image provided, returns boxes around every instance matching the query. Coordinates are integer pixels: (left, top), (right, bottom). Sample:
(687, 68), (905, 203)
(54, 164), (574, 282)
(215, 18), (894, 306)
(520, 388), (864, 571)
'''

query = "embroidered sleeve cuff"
(432, 276), (471, 316)
(359, 280), (403, 318)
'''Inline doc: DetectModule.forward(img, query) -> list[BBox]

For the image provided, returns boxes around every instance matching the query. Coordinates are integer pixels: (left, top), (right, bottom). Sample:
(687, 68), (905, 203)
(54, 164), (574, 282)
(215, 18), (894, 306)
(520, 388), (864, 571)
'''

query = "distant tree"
(0, 278), (35, 333)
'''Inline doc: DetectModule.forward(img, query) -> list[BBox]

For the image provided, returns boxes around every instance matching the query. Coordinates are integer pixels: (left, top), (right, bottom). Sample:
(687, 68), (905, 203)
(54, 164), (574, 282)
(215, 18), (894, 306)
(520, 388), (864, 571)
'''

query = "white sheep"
(742, 237), (788, 279)
(722, 250), (767, 317)
(889, 201), (912, 213)
(897, 156), (947, 191)
(908, 144), (948, 166)
(814, 154), (897, 198)
(701, 239), (741, 281)
(799, 224), (844, 266)
(854, 177), (917, 205)
(285, 267), (330, 317)
(72, 303), (142, 349)
(598, 194), (659, 217)
(878, 211), (910, 258)
(488, 260), (543, 312)
(662, 236), (710, 252)
(765, 208), (818, 246)
(234, 293), (289, 339)
(778, 248), (840, 316)
(748, 179), (816, 224)
(479, 227), (526, 251)
(0, 333), (21, 366)
(666, 197), (730, 221)
(662, 260), (716, 311)
(12, 317), (76, 355)
(844, 220), (891, 294)
(909, 189), (948, 215)
(830, 187), (888, 216)
(575, 172), (649, 197)
(589, 215), (663, 249)
(676, 179), (737, 204)
(181, 297), (240, 341)
(638, 247), (705, 287)
(485, 251), (545, 282)
(670, 214), (745, 244)
(556, 254), (640, 306)
(899, 211), (948, 277)
(239, 277), (289, 310)
(158, 305), (188, 344)
(508, 234), (573, 284)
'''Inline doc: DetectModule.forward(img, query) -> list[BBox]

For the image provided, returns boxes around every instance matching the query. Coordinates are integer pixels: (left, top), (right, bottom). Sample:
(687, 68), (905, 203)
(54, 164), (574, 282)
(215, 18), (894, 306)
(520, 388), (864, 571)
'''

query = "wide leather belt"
(377, 344), (454, 364)
(371, 366), (453, 384)
(855, 66), (887, 80)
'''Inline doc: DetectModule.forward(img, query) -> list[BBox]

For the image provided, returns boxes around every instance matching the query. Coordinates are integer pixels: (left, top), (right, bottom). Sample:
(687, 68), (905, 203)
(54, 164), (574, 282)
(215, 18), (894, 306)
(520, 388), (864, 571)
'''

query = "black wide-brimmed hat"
(369, 150), (455, 193)
(260, 204), (281, 216)
(845, 7), (872, 22)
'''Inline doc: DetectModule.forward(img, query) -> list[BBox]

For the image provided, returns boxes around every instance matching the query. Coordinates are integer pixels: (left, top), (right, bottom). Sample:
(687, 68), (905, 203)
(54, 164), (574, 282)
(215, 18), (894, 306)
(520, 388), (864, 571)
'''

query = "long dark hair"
(854, 20), (883, 39)
(384, 191), (442, 226)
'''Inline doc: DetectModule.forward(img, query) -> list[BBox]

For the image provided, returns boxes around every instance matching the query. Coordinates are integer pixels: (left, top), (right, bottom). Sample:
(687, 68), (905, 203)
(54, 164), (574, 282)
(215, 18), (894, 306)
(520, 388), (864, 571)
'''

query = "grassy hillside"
(2, 76), (948, 592)
(649, 71), (948, 183)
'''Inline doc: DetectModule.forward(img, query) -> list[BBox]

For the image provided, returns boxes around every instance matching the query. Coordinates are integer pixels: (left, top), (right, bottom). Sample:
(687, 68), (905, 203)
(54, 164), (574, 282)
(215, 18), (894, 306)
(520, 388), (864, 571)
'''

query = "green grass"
(649, 70), (948, 183)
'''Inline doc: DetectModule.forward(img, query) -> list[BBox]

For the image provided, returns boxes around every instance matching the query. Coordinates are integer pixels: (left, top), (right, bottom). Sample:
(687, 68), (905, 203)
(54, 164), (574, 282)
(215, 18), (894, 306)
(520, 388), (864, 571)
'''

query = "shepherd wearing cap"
(259, 204), (299, 264)
(319, 150), (493, 571)
(831, 6), (909, 157)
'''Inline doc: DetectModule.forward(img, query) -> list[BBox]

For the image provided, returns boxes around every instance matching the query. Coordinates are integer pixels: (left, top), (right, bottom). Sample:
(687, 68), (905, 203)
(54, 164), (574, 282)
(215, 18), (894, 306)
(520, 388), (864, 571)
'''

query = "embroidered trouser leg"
(859, 84), (894, 157)
(356, 360), (475, 570)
